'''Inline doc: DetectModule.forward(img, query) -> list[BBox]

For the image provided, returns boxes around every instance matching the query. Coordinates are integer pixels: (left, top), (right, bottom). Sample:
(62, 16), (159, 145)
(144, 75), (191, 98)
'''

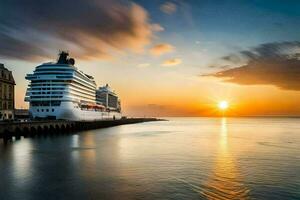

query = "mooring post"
(3, 130), (12, 143)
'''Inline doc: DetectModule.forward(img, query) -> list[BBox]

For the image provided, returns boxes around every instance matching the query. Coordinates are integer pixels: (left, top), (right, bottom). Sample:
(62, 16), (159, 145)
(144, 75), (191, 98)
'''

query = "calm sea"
(0, 118), (299, 200)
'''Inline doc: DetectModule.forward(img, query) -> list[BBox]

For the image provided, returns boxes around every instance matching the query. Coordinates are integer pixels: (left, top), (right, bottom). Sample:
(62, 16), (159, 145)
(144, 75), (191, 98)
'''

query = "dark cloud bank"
(0, 0), (159, 60)
(206, 41), (300, 91)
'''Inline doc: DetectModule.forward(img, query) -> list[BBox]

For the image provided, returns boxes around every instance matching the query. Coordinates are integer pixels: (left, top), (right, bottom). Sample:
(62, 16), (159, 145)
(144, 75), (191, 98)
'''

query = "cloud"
(0, 0), (161, 60)
(221, 54), (242, 63)
(150, 43), (174, 56)
(160, 2), (177, 14)
(205, 41), (300, 91)
(137, 63), (150, 68)
(0, 32), (48, 61)
(151, 24), (165, 32)
(162, 58), (182, 66)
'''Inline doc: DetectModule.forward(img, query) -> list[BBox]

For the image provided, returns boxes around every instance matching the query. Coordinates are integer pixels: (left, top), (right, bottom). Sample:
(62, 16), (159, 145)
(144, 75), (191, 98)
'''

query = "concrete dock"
(0, 118), (163, 142)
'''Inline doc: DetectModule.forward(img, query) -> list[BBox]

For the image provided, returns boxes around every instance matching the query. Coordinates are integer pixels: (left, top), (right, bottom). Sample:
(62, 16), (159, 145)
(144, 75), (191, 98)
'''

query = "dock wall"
(0, 118), (162, 142)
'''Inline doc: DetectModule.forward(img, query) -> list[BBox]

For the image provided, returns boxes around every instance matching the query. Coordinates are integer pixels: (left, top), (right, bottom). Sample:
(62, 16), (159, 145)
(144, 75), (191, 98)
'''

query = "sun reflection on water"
(202, 118), (250, 200)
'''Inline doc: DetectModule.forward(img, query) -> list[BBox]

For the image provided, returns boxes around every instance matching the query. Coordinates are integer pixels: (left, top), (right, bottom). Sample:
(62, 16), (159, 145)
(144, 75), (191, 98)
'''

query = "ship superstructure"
(25, 51), (121, 121)
(96, 84), (121, 112)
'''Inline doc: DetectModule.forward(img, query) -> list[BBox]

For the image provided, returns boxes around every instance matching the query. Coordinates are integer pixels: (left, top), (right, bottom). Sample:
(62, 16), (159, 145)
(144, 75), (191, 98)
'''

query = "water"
(0, 117), (299, 200)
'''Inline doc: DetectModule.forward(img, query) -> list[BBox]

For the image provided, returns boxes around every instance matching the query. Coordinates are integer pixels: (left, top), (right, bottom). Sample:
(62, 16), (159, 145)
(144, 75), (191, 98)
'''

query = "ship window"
(41, 109), (44, 112)
(52, 109), (54, 112)
(37, 109), (39, 112)
(51, 101), (61, 106)
(46, 109), (49, 112)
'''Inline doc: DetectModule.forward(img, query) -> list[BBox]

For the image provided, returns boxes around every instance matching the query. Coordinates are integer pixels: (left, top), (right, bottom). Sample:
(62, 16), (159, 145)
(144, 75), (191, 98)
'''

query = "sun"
(218, 101), (229, 110)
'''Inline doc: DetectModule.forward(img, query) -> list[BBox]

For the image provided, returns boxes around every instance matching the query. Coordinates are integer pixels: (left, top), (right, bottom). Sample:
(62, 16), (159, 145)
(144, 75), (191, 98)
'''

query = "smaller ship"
(25, 51), (122, 121)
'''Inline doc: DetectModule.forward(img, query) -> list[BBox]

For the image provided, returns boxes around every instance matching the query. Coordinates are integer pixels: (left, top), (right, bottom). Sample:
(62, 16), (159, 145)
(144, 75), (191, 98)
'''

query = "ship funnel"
(57, 51), (75, 65)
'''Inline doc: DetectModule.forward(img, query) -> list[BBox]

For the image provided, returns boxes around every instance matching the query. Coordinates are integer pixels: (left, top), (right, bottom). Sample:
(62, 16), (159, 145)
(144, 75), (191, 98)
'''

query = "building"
(96, 84), (121, 112)
(0, 64), (15, 121)
(14, 109), (29, 121)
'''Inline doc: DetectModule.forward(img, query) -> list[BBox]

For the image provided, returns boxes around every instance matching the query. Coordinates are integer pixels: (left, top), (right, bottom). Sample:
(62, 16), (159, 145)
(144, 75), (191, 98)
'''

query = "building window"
(0, 83), (2, 98)
(8, 102), (12, 110)
(8, 85), (12, 99)
(4, 85), (7, 99)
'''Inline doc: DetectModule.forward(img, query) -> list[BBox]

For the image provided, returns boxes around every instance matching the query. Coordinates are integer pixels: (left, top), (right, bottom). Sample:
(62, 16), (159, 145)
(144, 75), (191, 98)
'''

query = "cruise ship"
(25, 51), (122, 121)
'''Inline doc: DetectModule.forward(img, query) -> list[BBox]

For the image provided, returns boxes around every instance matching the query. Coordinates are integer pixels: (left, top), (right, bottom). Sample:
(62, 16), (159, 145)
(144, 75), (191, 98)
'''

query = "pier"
(0, 118), (162, 142)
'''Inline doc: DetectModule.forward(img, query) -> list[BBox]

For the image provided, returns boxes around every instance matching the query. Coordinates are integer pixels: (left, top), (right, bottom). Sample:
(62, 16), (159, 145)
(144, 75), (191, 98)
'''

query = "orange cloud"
(0, 1), (162, 60)
(162, 58), (182, 66)
(150, 43), (174, 56)
(205, 41), (300, 91)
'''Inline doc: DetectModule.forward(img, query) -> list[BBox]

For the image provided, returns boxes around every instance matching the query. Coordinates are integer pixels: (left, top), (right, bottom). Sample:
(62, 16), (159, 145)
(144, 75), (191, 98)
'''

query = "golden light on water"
(203, 118), (250, 199)
(218, 100), (229, 110)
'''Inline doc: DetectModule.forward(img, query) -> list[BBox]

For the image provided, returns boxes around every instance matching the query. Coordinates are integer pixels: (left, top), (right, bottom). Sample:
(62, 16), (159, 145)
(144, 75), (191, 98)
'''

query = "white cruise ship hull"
(25, 51), (123, 121)
(29, 102), (122, 121)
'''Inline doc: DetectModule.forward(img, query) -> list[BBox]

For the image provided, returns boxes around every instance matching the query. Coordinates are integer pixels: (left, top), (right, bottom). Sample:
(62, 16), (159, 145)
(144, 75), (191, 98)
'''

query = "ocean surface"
(0, 117), (299, 200)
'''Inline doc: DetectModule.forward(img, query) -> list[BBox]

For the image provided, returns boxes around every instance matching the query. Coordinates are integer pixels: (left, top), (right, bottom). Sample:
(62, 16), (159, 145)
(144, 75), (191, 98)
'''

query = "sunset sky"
(1, 0), (300, 116)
